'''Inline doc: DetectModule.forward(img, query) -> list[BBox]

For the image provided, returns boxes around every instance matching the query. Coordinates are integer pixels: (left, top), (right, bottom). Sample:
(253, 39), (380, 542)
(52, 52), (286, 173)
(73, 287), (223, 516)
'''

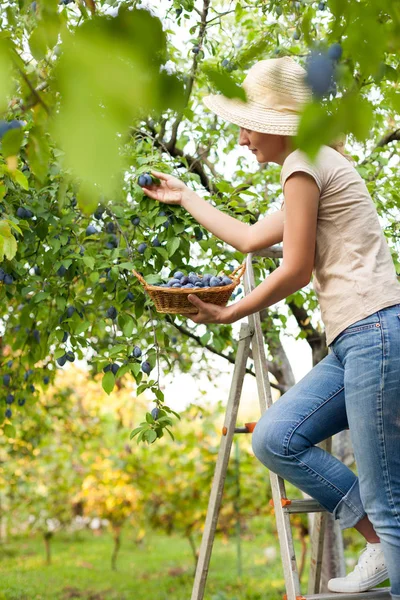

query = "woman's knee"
(251, 410), (288, 465)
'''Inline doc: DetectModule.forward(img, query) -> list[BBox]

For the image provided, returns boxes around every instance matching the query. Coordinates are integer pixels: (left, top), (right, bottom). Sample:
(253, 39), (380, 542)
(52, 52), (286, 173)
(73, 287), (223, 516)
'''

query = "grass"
(0, 519), (300, 600)
(0, 519), (391, 600)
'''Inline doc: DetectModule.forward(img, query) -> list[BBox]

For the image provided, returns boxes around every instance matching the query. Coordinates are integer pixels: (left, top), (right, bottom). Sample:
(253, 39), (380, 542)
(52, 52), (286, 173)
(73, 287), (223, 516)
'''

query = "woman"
(142, 56), (400, 597)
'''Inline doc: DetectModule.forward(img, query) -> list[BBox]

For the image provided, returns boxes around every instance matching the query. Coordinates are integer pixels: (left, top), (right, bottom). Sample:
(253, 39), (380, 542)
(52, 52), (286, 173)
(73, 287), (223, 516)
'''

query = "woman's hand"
(187, 294), (236, 325)
(141, 170), (190, 206)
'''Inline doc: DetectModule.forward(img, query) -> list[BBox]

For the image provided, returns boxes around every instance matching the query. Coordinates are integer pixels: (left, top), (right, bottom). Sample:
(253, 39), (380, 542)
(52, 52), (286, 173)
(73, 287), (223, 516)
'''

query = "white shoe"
(327, 542), (389, 593)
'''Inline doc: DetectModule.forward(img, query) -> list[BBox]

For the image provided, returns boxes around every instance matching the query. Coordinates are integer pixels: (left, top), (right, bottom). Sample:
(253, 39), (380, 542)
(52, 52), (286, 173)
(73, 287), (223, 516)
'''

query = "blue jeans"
(252, 303), (400, 598)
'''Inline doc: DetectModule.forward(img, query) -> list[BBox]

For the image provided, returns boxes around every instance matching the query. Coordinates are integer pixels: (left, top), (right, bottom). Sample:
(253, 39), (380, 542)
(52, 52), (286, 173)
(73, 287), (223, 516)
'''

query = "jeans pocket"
(342, 322), (380, 335)
(333, 316), (381, 345)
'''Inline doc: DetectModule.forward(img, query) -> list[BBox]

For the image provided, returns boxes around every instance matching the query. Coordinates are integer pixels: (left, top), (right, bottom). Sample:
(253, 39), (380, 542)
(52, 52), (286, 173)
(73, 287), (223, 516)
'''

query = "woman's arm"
(181, 190), (250, 253)
(226, 172), (320, 323)
(143, 171), (284, 254)
(182, 190), (285, 253)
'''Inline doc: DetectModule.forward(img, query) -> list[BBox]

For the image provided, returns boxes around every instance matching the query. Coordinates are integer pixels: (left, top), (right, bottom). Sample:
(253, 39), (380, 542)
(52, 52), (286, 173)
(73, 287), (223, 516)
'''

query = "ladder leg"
(245, 254), (302, 599)
(307, 511), (327, 594)
(308, 438), (331, 594)
(190, 322), (253, 600)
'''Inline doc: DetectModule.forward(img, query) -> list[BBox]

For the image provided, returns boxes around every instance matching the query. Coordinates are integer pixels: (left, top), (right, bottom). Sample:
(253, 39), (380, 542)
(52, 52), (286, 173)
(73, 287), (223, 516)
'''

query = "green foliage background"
(0, 0), (399, 444)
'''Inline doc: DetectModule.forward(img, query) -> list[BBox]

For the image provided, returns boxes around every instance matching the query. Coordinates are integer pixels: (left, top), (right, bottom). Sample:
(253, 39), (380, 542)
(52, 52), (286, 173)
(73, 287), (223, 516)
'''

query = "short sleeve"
(280, 149), (323, 193)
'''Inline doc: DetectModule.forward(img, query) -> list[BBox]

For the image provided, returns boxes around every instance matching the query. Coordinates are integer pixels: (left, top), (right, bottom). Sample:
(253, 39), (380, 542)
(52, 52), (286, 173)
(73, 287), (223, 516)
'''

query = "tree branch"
(361, 128), (400, 165)
(287, 299), (328, 365)
(14, 65), (50, 115)
(164, 314), (284, 392)
(136, 123), (217, 194)
(167, 0), (211, 151)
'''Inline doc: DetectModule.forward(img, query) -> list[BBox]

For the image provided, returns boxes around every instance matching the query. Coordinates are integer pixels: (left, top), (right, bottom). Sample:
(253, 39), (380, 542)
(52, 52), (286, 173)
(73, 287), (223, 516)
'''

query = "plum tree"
(0, 0), (397, 452)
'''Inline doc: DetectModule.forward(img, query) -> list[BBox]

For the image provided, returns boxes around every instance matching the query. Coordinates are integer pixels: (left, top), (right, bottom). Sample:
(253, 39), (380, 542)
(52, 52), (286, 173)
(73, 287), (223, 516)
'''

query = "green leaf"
(75, 320), (90, 335)
(122, 315), (134, 337)
(51, 7), (184, 203)
(157, 417), (173, 426)
(32, 292), (50, 303)
(147, 430), (157, 443)
(3, 424), (16, 438)
(102, 370), (115, 395)
(0, 229), (17, 261)
(11, 169), (29, 190)
(145, 412), (155, 424)
(29, 27), (48, 61)
(165, 427), (175, 441)
(295, 102), (340, 160)
(166, 237), (180, 257)
(153, 388), (164, 402)
(82, 256), (95, 270)
(200, 332), (211, 346)
(1, 127), (24, 158)
(108, 344), (126, 356)
(202, 66), (246, 101)
(137, 383), (149, 395)
(129, 426), (143, 440)
(130, 363), (141, 378)
(0, 39), (13, 113)
(145, 273), (164, 285)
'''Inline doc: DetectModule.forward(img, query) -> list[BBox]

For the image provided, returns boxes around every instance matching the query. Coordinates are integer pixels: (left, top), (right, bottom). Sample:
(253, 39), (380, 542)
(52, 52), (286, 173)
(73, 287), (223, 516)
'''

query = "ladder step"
(269, 497), (328, 513)
(284, 587), (392, 600)
(223, 422), (257, 435)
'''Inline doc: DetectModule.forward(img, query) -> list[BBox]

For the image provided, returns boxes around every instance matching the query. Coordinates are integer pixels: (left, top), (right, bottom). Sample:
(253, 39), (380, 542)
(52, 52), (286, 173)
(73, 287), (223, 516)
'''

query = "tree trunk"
(43, 532), (52, 565)
(111, 525), (122, 571)
(188, 532), (199, 575)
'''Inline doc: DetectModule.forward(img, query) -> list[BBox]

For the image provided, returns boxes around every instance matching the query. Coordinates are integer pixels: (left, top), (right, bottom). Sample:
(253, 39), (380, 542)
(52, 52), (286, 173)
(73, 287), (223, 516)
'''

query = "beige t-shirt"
(280, 145), (400, 347)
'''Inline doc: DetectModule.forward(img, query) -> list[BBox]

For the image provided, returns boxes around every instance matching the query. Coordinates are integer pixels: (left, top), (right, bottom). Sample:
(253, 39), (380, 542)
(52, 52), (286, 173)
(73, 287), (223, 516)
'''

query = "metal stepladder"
(191, 247), (392, 600)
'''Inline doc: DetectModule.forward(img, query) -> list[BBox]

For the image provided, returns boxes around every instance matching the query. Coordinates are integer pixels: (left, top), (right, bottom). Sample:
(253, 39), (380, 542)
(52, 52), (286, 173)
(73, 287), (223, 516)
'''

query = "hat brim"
(203, 94), (300, 135)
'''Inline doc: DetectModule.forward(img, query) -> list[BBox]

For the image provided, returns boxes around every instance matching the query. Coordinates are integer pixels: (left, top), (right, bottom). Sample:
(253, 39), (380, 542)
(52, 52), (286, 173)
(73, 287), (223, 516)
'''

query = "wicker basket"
(131, 262), (246, 315)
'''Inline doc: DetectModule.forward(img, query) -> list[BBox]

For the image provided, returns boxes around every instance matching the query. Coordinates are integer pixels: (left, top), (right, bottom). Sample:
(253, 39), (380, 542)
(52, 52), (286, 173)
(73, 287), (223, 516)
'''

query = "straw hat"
(202, 56), (312, 136)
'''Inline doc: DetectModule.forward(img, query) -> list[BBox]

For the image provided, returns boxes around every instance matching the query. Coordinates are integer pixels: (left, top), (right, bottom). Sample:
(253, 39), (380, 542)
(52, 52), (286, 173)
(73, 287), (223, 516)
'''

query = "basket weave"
(131, 263), (246, 315)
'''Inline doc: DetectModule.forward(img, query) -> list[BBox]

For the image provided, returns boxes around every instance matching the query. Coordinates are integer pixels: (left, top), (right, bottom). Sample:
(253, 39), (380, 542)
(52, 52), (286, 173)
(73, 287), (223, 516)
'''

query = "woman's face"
(238, 128), (292, 165)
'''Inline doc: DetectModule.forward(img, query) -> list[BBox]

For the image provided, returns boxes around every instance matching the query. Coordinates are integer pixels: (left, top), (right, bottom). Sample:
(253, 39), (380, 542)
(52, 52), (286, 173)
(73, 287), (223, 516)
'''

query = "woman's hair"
(327, 136), (354, 163)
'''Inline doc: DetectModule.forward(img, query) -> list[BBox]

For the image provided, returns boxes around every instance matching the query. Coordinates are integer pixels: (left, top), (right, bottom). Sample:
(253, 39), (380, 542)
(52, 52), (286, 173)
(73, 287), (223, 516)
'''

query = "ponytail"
(328, 135), (354, 163)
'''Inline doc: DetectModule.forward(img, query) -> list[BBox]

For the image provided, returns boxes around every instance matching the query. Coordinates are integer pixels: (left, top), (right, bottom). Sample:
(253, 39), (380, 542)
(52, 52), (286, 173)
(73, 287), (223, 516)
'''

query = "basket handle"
(131, 268), (148, 288)
(229, 262), (246, 280)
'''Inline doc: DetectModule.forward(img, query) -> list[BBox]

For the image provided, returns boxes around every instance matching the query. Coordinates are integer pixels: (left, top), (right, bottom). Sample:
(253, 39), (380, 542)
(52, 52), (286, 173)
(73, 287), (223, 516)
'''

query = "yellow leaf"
(6, 155), (17, 171)
(0, 220), (11, 237)
(2, 235), (17, 260)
